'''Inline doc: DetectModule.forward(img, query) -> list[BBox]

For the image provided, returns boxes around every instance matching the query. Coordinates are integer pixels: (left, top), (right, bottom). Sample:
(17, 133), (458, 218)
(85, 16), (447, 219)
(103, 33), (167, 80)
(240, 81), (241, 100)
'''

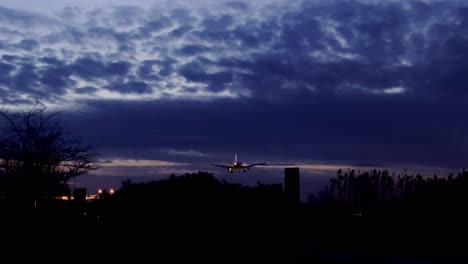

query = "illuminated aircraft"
(210, 153), (267, 173)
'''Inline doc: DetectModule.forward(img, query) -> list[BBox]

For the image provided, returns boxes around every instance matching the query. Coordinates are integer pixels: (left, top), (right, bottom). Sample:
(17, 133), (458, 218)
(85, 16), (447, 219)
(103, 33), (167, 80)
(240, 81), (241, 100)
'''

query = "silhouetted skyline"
(1, 168), (467, 261)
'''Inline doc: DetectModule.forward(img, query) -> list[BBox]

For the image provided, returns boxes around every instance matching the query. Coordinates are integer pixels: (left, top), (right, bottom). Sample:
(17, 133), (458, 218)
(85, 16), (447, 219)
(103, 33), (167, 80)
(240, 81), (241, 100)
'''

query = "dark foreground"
(1, 171), (468, 262)
(0, 203), (467, 263)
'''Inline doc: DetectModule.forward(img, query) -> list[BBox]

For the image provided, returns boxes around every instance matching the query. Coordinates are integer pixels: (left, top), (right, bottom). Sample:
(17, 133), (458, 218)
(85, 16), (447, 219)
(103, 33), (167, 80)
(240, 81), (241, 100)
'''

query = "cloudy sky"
(1, 0), (467, 197)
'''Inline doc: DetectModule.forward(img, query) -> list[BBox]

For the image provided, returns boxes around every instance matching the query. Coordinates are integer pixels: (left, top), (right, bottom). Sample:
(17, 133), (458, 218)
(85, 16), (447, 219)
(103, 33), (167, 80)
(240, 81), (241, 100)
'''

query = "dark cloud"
(179, 59), (233, 92)
(279, 11), (324, 52)
(69, 57), (133, 80)
(43, 27), (87, 46)
(75, 86), (98, 94)
(87, 27), (132, 49)
(69, 57), (104, 79)
(0, 62), (14, 88)
(224, 1), (249, 11)
(229, 21), (277, 48)
(106, 61), (132, 75)
(139, 16), (173, 35)
(202, 15), (233, 32)
(138, 60), (160, 80)
(38, 60), (76, 94)
(169, 25), (193, 37)
(12, 64), (38, 92)
(177, 44), (210, 56)
(0, 6), (54, 26)
(63, 96), (468, 169)
(0, 95), (34, 105)
(40, 56), (65, 66)
(39, 73), (70, 93)
(138, 59), (175, 80)
(54, 6), (83, 22)
(170, 8), (194, 24)
(1, 54), (33, 63)
(0, 62), (15, 77)
(17, 39), (39, 50)
(111, 5), (143, 26)
(105, 81), (151, 94)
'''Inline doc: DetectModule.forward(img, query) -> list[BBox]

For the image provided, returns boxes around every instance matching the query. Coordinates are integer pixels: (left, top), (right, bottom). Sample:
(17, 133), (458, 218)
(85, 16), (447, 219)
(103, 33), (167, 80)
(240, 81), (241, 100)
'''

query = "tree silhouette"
(0, 101), (99, 208)
(319, 168), (468, 217)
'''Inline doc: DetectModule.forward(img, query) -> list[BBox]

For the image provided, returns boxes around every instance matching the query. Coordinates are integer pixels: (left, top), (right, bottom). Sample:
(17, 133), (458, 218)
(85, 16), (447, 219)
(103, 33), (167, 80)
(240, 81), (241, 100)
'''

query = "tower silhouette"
(284, 167), (300, 205)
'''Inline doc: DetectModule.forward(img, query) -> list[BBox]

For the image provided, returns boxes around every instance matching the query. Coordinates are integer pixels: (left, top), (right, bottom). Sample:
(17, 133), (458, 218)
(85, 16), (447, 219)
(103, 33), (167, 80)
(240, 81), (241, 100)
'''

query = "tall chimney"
(284, 167), (300, 205)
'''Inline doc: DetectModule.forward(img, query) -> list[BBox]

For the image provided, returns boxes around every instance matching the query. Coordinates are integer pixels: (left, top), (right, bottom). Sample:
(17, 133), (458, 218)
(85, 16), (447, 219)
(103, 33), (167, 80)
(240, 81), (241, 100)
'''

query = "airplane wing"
(241, 162), (267, 168)
(210, 164), (232, 168)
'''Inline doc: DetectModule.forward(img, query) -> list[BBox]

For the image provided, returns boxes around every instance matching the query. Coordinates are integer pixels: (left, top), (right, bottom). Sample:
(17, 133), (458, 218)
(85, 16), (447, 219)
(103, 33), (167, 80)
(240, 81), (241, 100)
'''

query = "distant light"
(109, 188), (114, 194)
(98, 189), (103, 194)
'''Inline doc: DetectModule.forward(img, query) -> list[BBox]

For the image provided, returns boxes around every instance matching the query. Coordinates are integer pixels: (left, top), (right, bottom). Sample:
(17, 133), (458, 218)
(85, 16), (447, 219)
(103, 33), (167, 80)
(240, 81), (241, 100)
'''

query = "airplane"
(210, 153), (267, 173)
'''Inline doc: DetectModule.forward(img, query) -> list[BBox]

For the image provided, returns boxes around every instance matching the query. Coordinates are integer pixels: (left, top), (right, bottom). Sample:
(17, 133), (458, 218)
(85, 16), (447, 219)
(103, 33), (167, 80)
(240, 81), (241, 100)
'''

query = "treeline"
(89, 171), (285, 219)
(84, 172), (292, 259)
(316, 168), (468, 215)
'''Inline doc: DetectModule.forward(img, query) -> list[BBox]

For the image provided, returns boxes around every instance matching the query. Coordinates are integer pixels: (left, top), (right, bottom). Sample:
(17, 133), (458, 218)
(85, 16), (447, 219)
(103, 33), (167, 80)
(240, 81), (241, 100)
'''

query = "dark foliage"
(0, 102), (99, 207)
(0, 168), (467, 262)
(318, 168), (468, 215)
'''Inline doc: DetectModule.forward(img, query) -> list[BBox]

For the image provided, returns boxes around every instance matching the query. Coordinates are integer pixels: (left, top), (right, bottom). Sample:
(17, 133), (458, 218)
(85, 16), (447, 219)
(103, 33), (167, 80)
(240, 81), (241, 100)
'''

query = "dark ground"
(0, 203), (467, 263)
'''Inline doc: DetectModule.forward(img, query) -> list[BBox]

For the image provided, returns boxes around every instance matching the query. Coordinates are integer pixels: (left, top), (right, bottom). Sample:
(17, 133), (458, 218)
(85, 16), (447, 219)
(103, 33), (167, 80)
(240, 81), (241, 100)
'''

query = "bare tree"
(0, 101), (99, 207)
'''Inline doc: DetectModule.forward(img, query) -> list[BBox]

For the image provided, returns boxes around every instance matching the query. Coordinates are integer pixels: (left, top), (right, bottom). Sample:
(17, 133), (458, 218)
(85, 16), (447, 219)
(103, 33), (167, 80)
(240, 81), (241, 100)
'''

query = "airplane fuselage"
(232, 162), (245, 168)
(227, 161), (250, 172)
(211, 153), (265, 173)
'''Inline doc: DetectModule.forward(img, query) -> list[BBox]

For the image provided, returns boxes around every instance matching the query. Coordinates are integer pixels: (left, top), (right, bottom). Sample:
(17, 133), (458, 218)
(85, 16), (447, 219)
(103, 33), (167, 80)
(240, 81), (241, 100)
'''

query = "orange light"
(98, 189), (103, 194)
(109, 188), (114, 194)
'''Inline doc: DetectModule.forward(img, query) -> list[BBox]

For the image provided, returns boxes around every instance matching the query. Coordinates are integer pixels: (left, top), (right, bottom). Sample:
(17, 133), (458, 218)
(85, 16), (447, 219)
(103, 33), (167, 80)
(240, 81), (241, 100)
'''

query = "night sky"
(1, 0), (467, 199)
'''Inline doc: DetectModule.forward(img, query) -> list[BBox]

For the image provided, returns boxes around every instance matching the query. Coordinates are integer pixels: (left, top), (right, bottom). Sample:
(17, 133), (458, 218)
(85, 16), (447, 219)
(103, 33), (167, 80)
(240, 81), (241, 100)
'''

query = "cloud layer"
(2, 1), (467, 105)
